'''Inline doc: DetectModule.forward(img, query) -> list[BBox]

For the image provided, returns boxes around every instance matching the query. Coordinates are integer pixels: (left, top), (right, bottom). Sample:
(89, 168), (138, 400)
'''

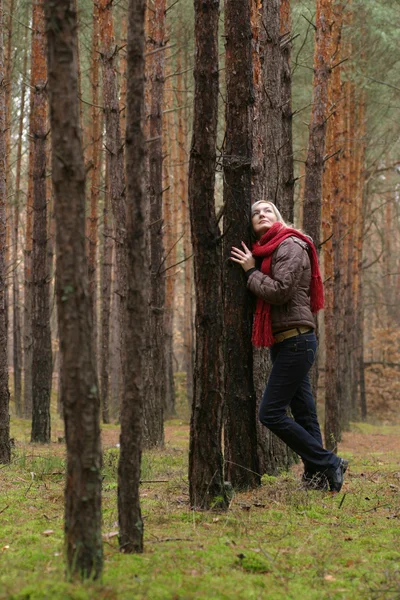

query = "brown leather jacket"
(246, 236), (315, 333)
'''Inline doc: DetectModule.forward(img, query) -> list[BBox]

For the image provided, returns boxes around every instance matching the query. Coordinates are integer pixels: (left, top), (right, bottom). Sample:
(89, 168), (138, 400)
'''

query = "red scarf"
(251, 222), (324, 347)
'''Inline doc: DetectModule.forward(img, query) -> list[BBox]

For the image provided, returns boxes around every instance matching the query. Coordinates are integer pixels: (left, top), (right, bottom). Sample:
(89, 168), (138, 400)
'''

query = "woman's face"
(251, 203), (278, 239)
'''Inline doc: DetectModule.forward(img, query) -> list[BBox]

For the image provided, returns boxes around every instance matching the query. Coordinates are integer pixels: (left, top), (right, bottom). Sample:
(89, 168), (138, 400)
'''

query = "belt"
(273, 326), (313, 343)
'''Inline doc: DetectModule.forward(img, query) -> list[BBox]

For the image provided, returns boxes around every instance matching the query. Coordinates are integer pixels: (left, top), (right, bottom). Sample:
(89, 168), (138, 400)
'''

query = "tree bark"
(142, 0), (167, 447)
(87, 0), (101, 365)
(279, 0), (294, 223)
(176, 40), (193, 408)
(162, 62), (177, 421)
(99, 0), (127, 383)
(12, 34), (28, 421)
(31, 0), (52, 444)
(118, 0), (147, 553)
(0, 0), (11, 464)
(223, 0), (260, 490)
(250, 0), (296, 476)
(322, 11), (342, 451)
(188, 0), (227, 510)
(263, 0), (282, 207)
(302, 0), (333, 248)
(45, 0), (103, 578)
(100, 156), (113, 424)
(24, 9), (37, 420)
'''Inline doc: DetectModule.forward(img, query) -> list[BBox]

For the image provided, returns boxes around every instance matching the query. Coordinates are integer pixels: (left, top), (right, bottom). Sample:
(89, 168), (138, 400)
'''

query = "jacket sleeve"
(246, 238), (306, 305)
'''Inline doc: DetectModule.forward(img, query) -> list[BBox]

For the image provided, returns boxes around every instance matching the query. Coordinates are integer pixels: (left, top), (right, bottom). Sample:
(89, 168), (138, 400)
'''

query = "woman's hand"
(230, 242), (256, 272)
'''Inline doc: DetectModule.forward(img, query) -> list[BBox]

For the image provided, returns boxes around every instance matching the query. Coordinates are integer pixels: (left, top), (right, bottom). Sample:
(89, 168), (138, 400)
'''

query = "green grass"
(1, 420), (400, 599)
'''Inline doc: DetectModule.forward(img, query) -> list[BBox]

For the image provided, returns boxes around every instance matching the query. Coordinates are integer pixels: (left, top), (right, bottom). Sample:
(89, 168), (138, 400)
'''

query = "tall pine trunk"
(12, 36), (28, 420)
(264, 0), (282, 207)
(31, 0), (52, 443)
(188, 0), (227, 510)
(302, 0), (333, 247)
(279, 0), (294, 222)
(162, 66), (177, 420)
(176, 40), (193, 408)
(0, 0), (11, 464)
(322, 10), (342, 451)
(251, 0), (296, 476)
(45, 0), (103, 578)
(118, 0), (147, 553)
(142, 0), (167, 447)
(101, 157), (113, 424)
(87, 0), (101, 367)
(223, 0), (260, 490)
(99, 0), (127, 389)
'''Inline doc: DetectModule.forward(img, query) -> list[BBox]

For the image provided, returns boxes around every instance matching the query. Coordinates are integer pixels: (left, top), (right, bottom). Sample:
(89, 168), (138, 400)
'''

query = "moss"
(1, 421), (400, 599)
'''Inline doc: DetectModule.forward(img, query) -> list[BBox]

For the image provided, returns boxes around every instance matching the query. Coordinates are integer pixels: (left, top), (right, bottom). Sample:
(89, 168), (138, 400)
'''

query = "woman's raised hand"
(230, 242), (256, 272)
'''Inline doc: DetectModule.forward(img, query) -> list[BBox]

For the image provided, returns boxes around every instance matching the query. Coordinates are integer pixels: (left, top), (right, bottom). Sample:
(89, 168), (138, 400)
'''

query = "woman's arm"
(246, 238), (307, 305)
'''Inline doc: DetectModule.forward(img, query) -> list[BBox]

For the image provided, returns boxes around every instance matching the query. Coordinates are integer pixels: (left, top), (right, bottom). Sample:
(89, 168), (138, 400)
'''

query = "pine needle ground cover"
(1, 419), (399, 600)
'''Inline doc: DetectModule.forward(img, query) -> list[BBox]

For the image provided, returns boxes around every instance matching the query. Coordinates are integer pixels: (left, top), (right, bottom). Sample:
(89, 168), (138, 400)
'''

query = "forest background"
(0, 0), (400, 597)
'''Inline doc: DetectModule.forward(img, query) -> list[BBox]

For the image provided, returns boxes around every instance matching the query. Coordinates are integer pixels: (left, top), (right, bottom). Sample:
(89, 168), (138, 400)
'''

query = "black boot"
(326, 458), (348, 492)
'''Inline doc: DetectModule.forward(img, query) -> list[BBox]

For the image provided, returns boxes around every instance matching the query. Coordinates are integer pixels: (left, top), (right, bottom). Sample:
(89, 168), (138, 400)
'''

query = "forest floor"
(1, 412), (400, 600)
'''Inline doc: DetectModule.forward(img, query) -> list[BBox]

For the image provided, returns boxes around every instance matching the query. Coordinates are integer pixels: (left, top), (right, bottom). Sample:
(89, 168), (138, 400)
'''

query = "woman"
(230, 201), (348, 492)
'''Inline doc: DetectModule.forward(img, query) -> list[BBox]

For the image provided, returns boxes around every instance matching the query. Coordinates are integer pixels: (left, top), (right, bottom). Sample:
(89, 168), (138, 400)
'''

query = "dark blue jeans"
(259, 331), (339, 470)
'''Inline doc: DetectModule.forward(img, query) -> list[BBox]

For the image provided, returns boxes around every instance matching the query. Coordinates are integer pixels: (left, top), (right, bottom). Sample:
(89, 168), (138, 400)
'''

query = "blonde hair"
(251, 201), (287, 226)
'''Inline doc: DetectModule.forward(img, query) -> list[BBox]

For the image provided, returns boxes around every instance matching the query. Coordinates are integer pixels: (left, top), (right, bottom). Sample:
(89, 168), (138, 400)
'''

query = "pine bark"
(100, 157), (113, 424)
(177, 41), (193, 407)
(0, 0), (11, 464)
(12, 36), (28, 420)
(263, 0), (282, 207)
(188, 0), (227, 510)
(87, 0), (101, 365)
(322, 12), (341, 451)
(223, 0), (260, 490)
(250, 0), (296, 476)
(45, 0), (103, 577)
(302, 0), (333, 248)
(142, 0), (167, 447)
(279, 0), (294, 222)
(4, 0), (14, 379)
(31, 0), (52, 444)
(24, 13), (36, 420)
(99, 0), (127, 373)
(250, 0), (266, 202)
(162, 62), (177, 420)
(118, 0), (147, 553)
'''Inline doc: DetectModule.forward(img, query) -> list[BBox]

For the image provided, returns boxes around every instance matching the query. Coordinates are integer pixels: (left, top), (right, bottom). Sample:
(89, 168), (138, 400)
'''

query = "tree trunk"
(117, 0), (147, 553)
(101, 155), (113, 424)
(87, 0), (101, 364)
(99, 0), (127, 418)
(46, 0), (103, 578)
(0, 0), (11, 464)
(223, 0), (260, 490)
(250, 0), (266, 202)
(31, 0), (52, 444)
(142, 0), (167, 447)
(188, 0), (227, 510)
(264, 0), (282, 207)
(12, 35), (28, 421)
(322, 12), (341, 451)
(162, 64), (177, 420)
(24, 16), (36, 421)
(176, 41), (193, 408)
(45, 0), (103, 578)
(302, 0), (333, 248)
(356, 91), (367, 421)
(279, 0), (294, 223)
(250, 0), (296, 476)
